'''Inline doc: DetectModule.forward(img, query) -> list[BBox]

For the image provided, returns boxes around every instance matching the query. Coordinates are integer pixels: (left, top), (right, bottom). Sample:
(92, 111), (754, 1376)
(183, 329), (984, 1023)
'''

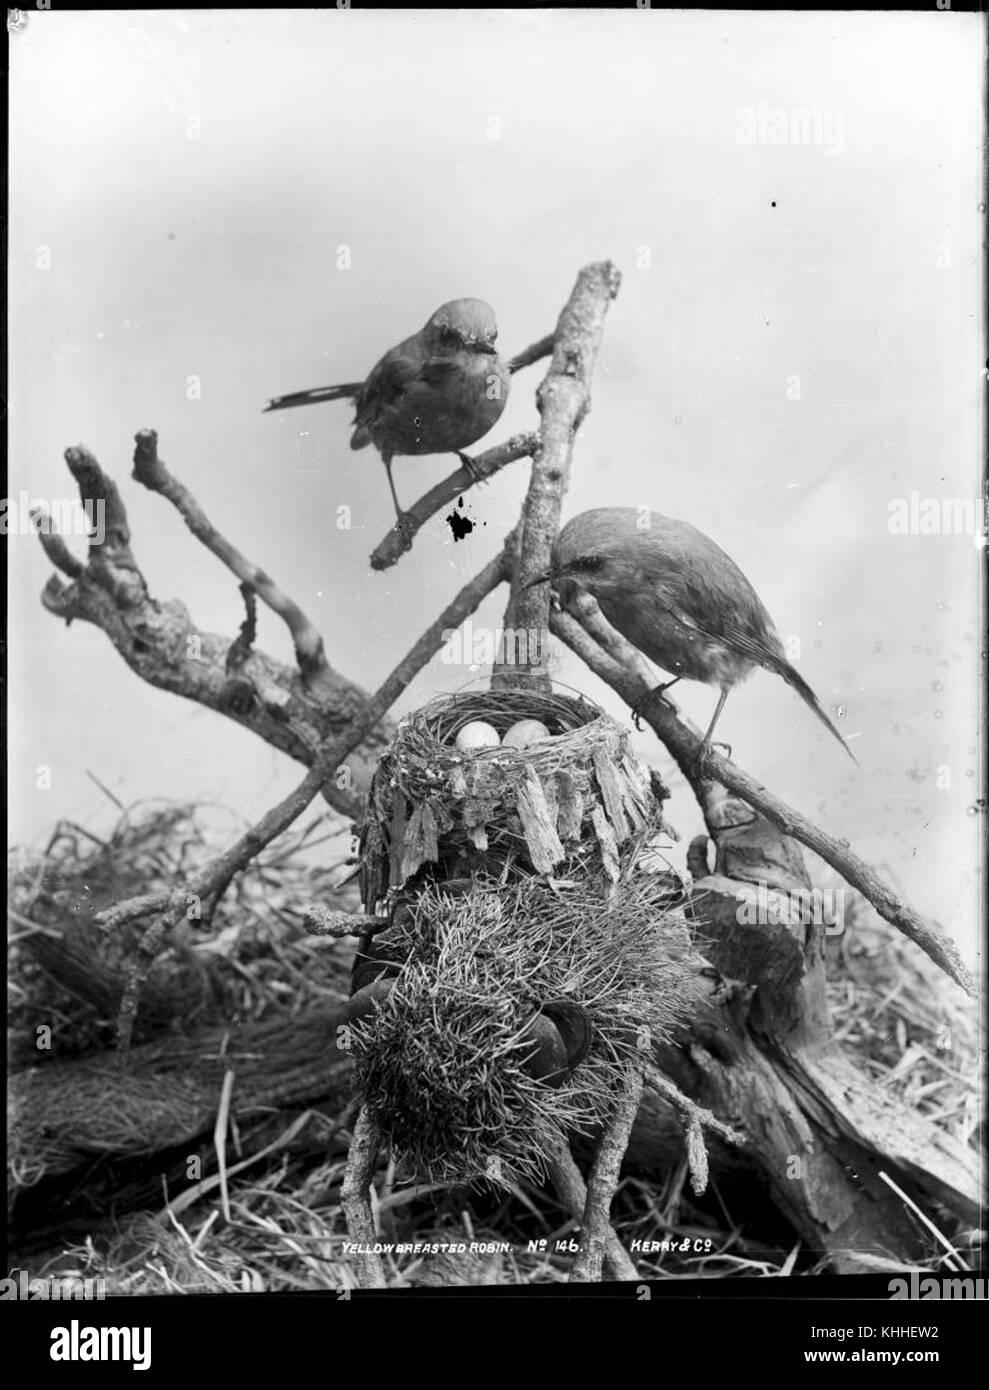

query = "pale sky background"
(8, 9), (985, 964)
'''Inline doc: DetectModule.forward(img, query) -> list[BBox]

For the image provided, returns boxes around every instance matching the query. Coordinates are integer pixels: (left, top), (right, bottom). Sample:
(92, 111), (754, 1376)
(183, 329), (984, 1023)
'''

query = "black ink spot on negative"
(445, 496), (475, 543)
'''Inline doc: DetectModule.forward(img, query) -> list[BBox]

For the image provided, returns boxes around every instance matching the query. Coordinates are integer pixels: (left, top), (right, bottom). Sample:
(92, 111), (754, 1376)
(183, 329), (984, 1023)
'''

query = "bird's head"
(425, 298), (500, 355)
(523, 510), (644, 598)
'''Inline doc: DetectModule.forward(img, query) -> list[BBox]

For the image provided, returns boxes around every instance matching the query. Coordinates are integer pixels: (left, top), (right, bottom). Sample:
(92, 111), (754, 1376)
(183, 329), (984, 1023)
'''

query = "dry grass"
(8, 800), (356, 1063)
(825, 878), (979, 1148)
(6, 801), (981, 1290)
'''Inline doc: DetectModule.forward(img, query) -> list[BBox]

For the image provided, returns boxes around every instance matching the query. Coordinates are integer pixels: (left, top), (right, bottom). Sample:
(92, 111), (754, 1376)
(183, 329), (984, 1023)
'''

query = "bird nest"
(358, 689), (659, 909)
(349, 853), (703, 1186)
(348, 687), (694, 1185)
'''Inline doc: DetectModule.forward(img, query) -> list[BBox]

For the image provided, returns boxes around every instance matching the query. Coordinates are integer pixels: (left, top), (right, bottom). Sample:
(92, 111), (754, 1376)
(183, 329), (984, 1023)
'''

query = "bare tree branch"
(369, 431), (538, 572)
(31, 510), (86, 579)
(341, 1108), (387, 1289)
(507, 333), (556, 375)
(301, 904), (380, 938)
(644, 1062), (744, 1196)
(548, 1147), (639, 1281)
(36, 441), (393, 818)
(132, 429), (333, 689)
(571, 1067), (644, 1283)
(493, 259), (622, 691)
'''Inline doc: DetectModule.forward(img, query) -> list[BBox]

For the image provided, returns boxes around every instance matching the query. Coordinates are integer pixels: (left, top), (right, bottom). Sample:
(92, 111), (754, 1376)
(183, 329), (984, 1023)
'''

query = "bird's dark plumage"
(265, 298), (510, 535)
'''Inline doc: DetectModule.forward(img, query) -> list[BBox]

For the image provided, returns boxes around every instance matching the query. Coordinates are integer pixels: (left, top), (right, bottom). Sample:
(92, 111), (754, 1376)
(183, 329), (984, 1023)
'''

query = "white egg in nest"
(454, 720), (501, 752)
(502, 719), (552, 749)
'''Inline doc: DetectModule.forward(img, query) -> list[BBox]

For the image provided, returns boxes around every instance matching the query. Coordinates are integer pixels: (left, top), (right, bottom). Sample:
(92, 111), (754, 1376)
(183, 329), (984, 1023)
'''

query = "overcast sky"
(8, 9), (984, 961)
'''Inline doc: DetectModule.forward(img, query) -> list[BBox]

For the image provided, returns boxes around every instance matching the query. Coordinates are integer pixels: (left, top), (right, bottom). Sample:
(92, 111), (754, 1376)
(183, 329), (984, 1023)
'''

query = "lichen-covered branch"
(493, 260), (622, 692)
(571, 1067), (644, 1283)
(548, 1147), (639, 1281)
(644, 1062), (744, 1195)
(33, 520), (85, 580)
(340, 1108), (387, 1289)
(36, 441), (393, 818)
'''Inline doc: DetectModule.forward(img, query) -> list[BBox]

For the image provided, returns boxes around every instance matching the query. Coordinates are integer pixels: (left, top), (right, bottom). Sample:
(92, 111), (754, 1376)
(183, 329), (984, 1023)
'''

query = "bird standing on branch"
(265, 299), (511, 543)
(528, 507), (858, 765)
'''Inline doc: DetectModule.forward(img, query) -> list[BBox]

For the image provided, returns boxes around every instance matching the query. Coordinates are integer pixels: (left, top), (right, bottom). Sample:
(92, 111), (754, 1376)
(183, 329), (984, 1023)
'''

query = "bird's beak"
(522, 569), (554, 591)
(473, 341), (498, 355)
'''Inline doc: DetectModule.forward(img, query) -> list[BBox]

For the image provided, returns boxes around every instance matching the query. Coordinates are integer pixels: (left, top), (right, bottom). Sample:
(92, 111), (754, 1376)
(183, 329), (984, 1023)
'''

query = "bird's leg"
(695, 685), (731, 773)
(456, 451), (488, 486)
(631, 677), (681, 732)
(382, 454), (414, 551)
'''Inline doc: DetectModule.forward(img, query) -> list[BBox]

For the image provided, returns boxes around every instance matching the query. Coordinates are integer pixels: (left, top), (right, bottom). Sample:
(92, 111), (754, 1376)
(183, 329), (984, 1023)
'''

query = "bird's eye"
(439, 325), (456, 342)
(577, 555), (605, 573)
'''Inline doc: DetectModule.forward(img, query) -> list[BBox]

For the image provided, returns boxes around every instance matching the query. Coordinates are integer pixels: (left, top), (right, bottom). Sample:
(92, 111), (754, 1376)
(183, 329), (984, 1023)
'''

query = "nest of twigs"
(421, 689), (599, 743)
(359, 689), (659, 905)
(351, 846), (704, 1187)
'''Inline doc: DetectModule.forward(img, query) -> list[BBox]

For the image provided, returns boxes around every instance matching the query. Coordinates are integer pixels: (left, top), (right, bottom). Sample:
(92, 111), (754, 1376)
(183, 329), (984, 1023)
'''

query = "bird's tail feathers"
(774, 658), (859, 765)
(264, 382), (364, 413)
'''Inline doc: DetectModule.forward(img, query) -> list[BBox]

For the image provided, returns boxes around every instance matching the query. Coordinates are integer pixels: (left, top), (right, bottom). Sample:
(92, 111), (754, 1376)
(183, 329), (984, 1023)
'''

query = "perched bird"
(265, 298), (510, 537)
(529, 507), (857, 764)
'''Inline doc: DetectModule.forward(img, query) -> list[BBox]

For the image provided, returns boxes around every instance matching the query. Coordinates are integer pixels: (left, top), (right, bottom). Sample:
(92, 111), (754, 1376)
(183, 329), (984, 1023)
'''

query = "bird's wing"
(352, 349), (424, 439)
(353, 350), (466, 449)
(647, 540), (784, 668)
(638, 533), (856, 761)
(691, 615), (784, 670)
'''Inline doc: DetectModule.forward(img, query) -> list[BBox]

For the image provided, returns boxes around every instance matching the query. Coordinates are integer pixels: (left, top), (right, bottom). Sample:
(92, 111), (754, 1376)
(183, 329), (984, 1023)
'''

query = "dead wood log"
(8, 1002), (353, 1192)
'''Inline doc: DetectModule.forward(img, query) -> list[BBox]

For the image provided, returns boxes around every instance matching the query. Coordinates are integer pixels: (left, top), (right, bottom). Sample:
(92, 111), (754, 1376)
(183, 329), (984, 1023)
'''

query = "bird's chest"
(390, 356), (509, 455)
